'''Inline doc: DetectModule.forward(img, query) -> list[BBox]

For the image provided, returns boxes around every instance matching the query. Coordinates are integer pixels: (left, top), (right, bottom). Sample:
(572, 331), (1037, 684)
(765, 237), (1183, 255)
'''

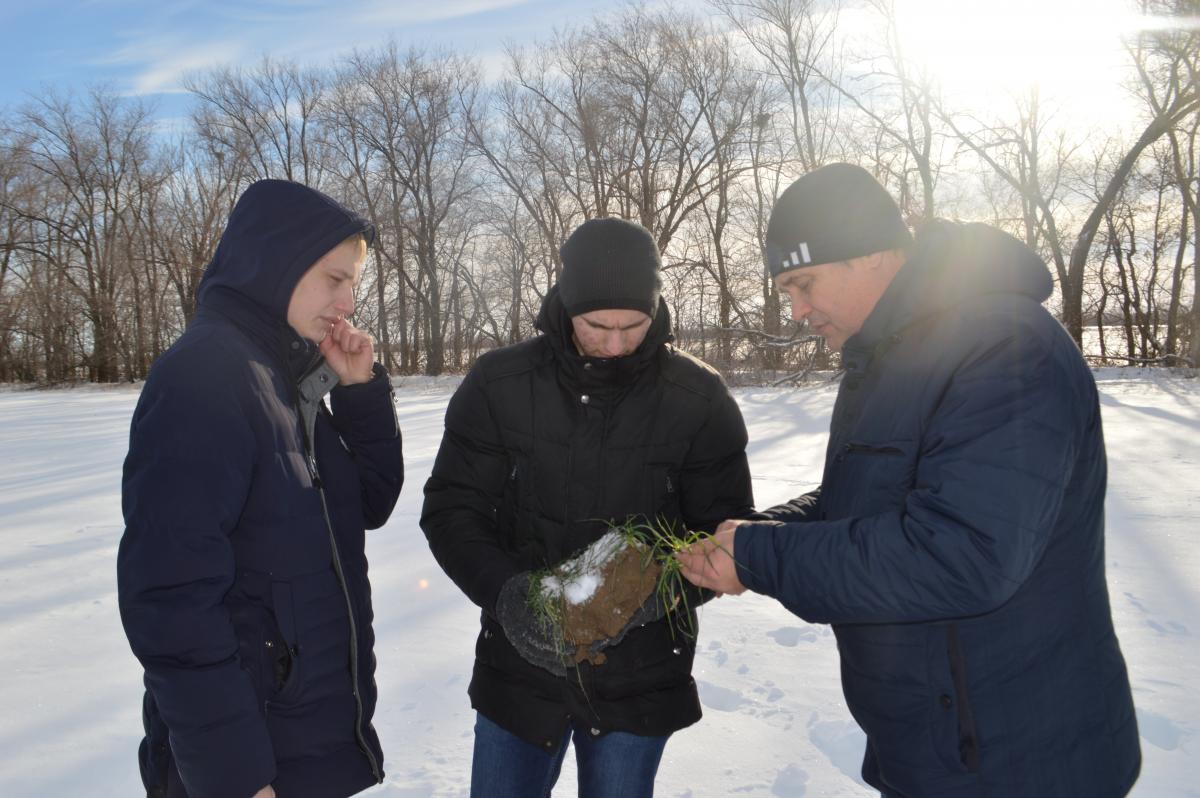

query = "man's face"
(287, 238), (367, 343)
(774, 254), (894, 351)
(571, 308), (653, 359)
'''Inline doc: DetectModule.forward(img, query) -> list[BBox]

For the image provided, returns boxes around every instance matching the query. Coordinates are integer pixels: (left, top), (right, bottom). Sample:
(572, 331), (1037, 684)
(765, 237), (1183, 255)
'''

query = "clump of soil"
(537, 530), (666, 666)
(561, 543), (660, 665)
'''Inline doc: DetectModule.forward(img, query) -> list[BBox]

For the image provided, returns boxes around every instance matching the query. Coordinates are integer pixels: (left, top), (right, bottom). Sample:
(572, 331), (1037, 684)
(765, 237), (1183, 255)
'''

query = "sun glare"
(890, 0), (1138, 119)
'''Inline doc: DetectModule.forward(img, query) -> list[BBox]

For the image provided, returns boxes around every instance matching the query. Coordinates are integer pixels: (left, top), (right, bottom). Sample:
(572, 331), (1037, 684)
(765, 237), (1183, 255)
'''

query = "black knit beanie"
(765, 163), (912, 277)
(558, 218), (662, 318)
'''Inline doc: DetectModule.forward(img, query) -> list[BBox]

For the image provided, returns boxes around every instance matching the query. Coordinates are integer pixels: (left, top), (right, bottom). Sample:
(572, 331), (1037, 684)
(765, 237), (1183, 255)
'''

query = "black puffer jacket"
(421, 287), (753, 749)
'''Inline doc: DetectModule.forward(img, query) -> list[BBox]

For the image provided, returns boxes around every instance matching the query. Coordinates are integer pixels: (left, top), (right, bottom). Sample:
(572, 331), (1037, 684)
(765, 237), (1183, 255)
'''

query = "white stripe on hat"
(789, 251), (800, 266)
(799, 242), (811, 263)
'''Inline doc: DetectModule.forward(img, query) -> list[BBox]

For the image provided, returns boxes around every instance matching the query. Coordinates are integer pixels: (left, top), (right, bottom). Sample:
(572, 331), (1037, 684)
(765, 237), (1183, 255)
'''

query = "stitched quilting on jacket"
(736, 221), (1140, 797)
(422, 287), (754, 749)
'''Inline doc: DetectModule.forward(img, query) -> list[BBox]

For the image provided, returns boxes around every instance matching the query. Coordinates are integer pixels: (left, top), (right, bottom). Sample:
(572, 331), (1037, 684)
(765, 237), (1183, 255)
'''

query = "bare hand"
(677, 519), (748, 596)
(251, 786), (276, 798)
(320, 318), (375, 385)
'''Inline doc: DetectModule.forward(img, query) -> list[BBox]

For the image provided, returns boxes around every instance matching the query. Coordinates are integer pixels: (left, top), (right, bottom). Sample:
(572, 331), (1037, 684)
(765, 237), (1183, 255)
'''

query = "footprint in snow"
(1142, 619), (1190, 638)
(1124, 592), (1148, 614)
(767, 626), (818, 647)
(808, 715), (868, 785)
(696, 679), (748, 712)
(771, 764), (809, 797)
(1136, 708), (1189, 751)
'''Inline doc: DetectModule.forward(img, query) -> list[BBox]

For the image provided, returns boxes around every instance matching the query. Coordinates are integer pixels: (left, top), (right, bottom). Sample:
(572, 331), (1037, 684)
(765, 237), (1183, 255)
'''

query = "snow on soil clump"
(541, 531), (626, 606)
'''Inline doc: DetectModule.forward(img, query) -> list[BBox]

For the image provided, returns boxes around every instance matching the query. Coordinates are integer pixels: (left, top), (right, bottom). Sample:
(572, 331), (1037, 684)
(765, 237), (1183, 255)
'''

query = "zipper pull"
(510, 464), (518, 481)
(665, 475), (674, 494)
(307, 453), (323, 489)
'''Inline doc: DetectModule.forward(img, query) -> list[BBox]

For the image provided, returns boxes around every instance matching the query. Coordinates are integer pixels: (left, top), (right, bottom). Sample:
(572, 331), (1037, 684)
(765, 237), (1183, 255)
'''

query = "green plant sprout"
(524, 516), (718, 649)
(608, 515), (714, 641)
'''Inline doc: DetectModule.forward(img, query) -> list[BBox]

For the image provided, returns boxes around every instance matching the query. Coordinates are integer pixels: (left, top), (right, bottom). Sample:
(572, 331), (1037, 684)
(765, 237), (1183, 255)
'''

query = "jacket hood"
(197, 179), (375, 320)
(854, 220), (1053, 349)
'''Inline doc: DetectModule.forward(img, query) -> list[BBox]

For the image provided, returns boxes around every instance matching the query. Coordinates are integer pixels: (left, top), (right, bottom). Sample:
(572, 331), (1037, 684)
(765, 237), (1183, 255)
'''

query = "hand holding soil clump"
(496, 520), (706, 675)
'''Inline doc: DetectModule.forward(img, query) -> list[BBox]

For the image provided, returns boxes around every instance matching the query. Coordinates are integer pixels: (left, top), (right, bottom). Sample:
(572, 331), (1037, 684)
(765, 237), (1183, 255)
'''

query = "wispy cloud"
(132, 42), (248, 95)
(9, 0), (599, 105)
(354, 0), (532, 26)
(96, 29), (247, 95)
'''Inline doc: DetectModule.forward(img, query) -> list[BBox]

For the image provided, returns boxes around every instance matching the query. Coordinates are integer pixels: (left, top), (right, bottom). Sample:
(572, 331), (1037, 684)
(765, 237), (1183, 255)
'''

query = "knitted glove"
(494, 572), (571, 677)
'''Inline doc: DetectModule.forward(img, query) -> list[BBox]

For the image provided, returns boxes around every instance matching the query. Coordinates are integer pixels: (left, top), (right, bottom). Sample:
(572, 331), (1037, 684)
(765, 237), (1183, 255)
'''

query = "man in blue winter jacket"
(678, 163), (1141, 797)
(118, 180), (403, 798)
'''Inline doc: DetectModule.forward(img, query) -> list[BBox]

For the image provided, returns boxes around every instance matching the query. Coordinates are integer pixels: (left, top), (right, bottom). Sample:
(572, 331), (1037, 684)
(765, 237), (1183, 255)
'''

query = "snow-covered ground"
(0, 370), (1196, 797)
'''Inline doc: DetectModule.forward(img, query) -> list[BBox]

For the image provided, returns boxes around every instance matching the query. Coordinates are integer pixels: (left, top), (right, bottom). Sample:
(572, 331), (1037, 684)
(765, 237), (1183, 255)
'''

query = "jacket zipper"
(302, 411), (383, 784)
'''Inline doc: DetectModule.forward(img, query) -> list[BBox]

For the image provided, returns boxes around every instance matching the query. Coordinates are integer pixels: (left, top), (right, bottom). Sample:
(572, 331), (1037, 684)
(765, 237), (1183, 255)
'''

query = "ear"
(861, 249), (904, 273)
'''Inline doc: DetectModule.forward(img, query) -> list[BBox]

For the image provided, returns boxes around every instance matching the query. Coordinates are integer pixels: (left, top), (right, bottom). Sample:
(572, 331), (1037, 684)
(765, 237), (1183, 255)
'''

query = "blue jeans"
(470, 712), (669, 798)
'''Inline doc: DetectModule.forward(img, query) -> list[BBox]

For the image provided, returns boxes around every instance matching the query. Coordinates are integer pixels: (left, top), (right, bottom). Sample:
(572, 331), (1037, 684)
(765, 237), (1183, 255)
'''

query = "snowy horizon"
(0, 370), (1196, 796)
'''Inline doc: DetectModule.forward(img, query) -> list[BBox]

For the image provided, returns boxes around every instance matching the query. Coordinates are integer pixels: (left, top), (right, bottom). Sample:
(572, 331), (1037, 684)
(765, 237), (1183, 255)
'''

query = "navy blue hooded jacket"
(118, 180), (403, 798)
(736, 221), (1140, 796)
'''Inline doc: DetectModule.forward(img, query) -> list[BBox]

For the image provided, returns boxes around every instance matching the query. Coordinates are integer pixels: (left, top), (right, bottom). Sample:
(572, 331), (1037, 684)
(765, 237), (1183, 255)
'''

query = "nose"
(333, 283), (355, 316)
(790, 295), (812, 323)
(602, 331), (625, 358)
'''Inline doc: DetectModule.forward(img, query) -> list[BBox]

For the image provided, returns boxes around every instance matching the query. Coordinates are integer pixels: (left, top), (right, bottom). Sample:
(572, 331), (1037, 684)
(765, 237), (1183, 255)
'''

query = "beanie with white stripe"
(765, 163), (912, 278)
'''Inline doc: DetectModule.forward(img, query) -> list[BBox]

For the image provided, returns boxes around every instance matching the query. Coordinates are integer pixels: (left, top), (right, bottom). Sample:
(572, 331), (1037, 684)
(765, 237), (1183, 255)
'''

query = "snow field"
(0, 370), (1195, 796)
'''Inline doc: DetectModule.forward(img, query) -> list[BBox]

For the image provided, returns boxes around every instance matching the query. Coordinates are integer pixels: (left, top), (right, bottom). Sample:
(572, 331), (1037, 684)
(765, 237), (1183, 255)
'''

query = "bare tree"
(711, 0), (843, 172)
(940, 89), (1076, 314)
(187, 57), (329, 186)
(360, 47), (482, 375)
(1064, 0), (1199, 345)
(10, 88), (157, 381)
(669, 15), (766, 363)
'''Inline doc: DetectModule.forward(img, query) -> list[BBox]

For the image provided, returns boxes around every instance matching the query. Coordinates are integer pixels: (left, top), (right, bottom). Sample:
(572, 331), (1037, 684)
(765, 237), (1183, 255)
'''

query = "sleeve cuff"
(734, 521), (785, 597)
(329, 363), (399, 438)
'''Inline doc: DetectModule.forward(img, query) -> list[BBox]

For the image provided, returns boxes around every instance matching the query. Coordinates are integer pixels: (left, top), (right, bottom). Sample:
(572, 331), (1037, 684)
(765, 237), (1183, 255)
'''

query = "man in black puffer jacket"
(422, 218), (753, 797)
(679, 163), (1140, 797)
(119, 180), (403, 798)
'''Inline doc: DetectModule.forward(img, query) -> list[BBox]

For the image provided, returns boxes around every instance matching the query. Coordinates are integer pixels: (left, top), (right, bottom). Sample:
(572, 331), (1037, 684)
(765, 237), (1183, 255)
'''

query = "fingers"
(329, 318), (374, 354)
(321, 319), (376, 384)
(676, 531), (747, 596)
(677, 539), (732, 591)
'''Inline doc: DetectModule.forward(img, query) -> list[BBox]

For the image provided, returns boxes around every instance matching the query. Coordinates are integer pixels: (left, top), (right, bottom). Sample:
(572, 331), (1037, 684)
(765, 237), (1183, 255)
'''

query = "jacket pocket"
(833, 441), (905, 462)
(501, 456), (530, 547)
(934, 624), (980, 773)
(829, 439), (913, 517)
(267, 580), (302, 703)
(645, 463), (682, 526)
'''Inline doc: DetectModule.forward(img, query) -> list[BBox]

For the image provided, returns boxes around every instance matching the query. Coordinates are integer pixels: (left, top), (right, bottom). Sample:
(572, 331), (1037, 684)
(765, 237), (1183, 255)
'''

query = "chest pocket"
(643, 442), (689, 527)
(643, 462), (680, 522)
(828, 439), (915, 518)
(501, 453), (529, 539)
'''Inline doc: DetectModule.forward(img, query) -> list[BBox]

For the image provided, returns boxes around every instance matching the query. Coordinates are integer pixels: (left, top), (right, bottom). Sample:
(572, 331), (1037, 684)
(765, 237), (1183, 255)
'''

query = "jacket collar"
(535, 285), (673, 391)
(195, 284), (321, 382)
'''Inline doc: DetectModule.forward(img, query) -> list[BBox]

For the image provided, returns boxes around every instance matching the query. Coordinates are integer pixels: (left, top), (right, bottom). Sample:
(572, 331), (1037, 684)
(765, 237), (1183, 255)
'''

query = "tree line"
(1, 0), (1197, 383)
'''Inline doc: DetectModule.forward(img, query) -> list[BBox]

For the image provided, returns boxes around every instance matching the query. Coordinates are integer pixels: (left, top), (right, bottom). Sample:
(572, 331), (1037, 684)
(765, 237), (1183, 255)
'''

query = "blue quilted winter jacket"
(735, 221), (1140, 797)
(118, 180), (403, 798)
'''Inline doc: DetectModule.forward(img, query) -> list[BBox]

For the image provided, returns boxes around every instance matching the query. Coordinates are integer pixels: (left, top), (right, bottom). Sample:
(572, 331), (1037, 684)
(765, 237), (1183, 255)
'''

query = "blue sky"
(0, 0), (1145, 138)
(0, 0), (651, 118)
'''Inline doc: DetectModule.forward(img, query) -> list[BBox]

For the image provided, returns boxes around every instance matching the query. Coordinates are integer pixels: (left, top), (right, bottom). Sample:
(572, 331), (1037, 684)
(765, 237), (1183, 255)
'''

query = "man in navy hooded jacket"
(679, 163), (1140, 796)
(118, 180), (403, 798)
